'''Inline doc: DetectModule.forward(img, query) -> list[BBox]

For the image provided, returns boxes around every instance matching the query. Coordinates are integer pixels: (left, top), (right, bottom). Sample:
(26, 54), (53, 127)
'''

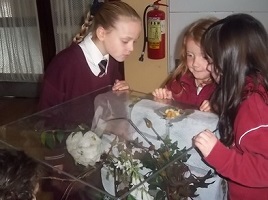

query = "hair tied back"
(90, 0), (105, 16)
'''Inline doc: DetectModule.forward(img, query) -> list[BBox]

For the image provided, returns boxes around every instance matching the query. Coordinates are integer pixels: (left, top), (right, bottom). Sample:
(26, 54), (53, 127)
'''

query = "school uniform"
(166, 72), (216, 107)
(204, 76), (268, 200)
(39, 34), (122, 110)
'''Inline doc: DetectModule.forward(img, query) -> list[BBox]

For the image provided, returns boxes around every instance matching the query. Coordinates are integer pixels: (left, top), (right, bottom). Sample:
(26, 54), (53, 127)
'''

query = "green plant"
(134, 137), (214, 200)
(40, 121), (214, 200)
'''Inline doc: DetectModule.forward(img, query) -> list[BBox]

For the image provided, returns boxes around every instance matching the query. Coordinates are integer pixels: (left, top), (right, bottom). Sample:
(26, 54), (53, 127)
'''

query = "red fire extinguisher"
(139, 0), (168, 61)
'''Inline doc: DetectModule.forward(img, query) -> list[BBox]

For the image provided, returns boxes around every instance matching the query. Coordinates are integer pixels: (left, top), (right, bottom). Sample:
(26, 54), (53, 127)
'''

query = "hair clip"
(90, 0), (104, 16)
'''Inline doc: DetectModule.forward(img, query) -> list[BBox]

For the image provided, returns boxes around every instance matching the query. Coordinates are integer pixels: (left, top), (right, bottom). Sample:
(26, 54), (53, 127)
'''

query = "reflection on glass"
(0, 86), (226, 200)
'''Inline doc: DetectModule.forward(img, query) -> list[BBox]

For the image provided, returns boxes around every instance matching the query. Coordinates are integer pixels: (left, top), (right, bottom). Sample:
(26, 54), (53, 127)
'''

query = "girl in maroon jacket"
(194, 14), (268, 200)
(38, 1), (141, 110)
(152, 18), (218, 112)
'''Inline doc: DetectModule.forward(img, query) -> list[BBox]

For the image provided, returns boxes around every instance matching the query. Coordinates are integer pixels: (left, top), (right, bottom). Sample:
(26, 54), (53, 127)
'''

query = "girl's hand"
(199, 100), (211, 112)
(152, 88), (172, 99)
(112, 80), (129, 91)
(193, 129), (218, 157)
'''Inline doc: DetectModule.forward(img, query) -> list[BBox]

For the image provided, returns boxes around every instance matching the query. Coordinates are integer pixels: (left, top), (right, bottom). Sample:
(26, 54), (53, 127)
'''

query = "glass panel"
(0, 86), (225, 199)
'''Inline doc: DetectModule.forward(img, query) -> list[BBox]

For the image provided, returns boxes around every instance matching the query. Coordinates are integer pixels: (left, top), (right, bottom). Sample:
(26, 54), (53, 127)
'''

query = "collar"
(179, 72), (195, 85)
(79, 33), (109, 76)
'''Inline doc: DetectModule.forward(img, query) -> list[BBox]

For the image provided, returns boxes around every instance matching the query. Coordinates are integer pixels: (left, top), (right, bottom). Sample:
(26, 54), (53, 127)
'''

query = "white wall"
(168, 0), (268, 72)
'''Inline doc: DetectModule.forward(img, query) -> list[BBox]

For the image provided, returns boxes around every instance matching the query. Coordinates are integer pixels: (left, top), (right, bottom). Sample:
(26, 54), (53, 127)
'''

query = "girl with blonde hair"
(153, 18), (218, 112)
(39, 1), (141, 110)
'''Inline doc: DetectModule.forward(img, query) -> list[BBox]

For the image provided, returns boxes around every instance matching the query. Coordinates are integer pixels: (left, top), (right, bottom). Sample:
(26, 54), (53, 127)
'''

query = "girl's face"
(101, 18), (141, 62)
(186, 38), (211, 82)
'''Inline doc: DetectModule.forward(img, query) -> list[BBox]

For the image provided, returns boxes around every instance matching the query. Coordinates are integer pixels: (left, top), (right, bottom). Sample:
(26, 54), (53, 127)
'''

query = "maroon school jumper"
(205, 76), (268, 200)
(166, 72), (216, 107)
(38, 43), (122, 110)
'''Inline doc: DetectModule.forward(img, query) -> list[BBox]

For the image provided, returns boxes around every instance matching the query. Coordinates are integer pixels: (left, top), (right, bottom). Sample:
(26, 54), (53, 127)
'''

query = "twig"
(41, 176), (76, 182)
(143, 117), (166, 144)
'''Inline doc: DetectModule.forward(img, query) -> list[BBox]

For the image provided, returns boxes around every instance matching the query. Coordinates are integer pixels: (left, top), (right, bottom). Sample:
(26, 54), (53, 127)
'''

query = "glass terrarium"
(0, 86), (226, 200)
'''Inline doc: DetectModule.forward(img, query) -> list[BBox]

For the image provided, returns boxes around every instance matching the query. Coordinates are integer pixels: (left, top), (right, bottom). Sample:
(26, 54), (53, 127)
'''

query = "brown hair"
(202, 13), (268, 146)
(0, 149), (41, 200)
(73, 1), (141, 43)
(170, 18), (218, 81)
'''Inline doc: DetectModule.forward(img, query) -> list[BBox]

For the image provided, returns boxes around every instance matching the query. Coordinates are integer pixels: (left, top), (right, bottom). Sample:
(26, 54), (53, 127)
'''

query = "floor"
(0, 97), (39, 126)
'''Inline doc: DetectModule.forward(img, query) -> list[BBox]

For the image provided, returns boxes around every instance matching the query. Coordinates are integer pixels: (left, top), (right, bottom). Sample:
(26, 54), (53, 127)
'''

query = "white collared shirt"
(78, 33), (109, 76)
(197, 86), (203, 95)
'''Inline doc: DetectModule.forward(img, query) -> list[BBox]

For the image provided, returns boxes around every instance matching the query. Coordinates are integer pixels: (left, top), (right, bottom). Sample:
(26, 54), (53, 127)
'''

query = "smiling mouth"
(192, 69), (205, 73)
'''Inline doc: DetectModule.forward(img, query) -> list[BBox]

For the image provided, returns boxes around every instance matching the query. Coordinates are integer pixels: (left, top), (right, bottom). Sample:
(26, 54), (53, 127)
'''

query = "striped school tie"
(98, 59), (107, 77)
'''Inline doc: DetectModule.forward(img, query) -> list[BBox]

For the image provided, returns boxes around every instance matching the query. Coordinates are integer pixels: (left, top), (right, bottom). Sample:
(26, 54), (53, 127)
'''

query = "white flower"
(131, 184), (153, 200)
(114, 160), (124, 170)
(101, 142), (154, 200)
(125, 160), (132, 171)
(66, 130), (103, 167)
(131, 174), (144, 185)
(129, 174), (153, 200)
(66, 131), (83, 151)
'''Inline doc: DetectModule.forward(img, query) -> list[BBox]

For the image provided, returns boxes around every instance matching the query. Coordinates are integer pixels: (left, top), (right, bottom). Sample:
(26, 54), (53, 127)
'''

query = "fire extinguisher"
(139, 0), (168, 61)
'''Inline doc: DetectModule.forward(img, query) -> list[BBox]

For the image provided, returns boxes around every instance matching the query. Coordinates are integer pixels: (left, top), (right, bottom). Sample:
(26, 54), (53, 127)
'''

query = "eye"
(121, 38), (131, 44)
(186, 53), (194, 58)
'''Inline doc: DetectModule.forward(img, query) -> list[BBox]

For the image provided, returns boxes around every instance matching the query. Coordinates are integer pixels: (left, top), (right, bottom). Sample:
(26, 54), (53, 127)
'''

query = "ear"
(96, 26), (106, 41)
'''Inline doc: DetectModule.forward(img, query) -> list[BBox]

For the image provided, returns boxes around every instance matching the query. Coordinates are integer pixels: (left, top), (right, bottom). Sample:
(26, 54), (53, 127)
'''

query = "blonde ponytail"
(73, 1), (141, 44)
(73, 11), (94, 43)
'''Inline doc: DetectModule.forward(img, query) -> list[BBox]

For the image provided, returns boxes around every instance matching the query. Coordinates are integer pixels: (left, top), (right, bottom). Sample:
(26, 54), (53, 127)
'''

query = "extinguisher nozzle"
(139, 51), (145, 62)
(139, 54), (144, 62)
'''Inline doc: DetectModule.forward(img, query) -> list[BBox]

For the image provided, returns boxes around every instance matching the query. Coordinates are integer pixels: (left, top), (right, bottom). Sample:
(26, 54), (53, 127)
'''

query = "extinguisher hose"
(139, 5), (152, 62)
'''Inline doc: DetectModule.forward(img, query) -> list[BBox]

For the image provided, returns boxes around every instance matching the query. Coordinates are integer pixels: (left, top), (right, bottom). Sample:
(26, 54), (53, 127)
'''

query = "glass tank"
(0, 86), (226, 200)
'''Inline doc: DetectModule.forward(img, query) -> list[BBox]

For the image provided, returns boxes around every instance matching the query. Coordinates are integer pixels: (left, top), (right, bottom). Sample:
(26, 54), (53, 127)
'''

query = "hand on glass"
(199, 100), (212, 112)
(193, 129), (218, 157)
(152, 88), (172, 99)
(112, 79), (129, 91)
